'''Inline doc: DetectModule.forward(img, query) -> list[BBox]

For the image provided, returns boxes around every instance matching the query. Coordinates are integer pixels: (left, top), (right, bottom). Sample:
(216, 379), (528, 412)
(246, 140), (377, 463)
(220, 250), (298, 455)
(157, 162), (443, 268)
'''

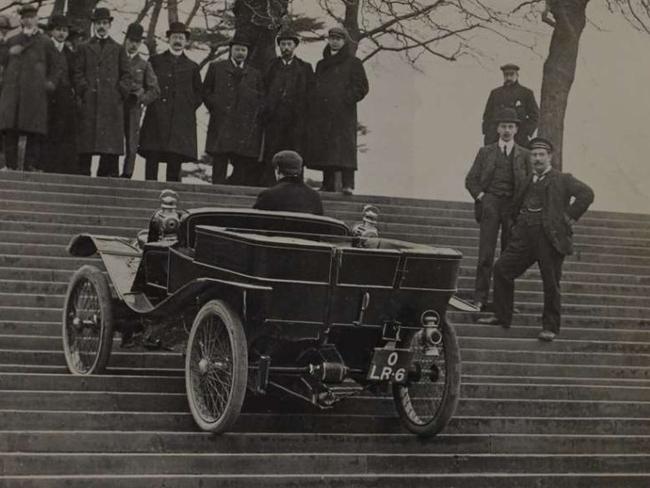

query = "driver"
(147, 189), (188, 243)
(253, 150), (324, 215)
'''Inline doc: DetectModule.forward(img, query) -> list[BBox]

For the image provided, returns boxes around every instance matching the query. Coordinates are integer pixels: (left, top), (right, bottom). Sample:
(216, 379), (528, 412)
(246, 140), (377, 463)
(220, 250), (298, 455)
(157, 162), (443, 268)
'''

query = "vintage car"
(61, 206), (464, 437)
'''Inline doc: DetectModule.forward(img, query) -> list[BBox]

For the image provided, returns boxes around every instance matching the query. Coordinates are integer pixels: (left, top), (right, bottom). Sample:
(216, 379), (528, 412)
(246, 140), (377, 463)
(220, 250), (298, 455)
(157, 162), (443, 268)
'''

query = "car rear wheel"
(62, 265), (114, 375)
(392, 319), (461, 437)
(185, 299), (248, 433)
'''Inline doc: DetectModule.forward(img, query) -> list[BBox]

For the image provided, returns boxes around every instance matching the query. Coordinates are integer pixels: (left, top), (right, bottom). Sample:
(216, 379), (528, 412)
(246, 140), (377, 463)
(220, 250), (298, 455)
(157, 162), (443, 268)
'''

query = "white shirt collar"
(533, 166), (552, 182)
(231, 59), (244, 68)
(23, 27), (37, 36)
(128, 51), (139, 60)
(169, 48), (183, 56)
(282, 57), (294, 65)
(52, 39), (65, 51)
(498, 139), (515, 155)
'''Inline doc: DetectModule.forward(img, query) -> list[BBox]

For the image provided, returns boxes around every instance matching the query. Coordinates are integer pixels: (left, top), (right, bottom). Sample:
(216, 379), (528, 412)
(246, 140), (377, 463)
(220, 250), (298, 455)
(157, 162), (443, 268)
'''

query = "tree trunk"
(52, 0), (67, 16)
(146, 0), (164, 56)
(167, 0), (179, 24)
(67, 0), (97, 36)
(343, 0), (362, 51)
(538, 0), (590, 170)
(232, 0), (289, 72)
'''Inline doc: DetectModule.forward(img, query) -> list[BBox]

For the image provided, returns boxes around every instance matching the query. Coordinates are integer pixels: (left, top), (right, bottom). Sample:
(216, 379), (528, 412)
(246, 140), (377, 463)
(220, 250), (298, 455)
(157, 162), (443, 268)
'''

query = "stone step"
(3, 473), (650, 488)
(0, 409), (648, 435)
(3, 452), (649, 476)
(2, 430), (649, 455)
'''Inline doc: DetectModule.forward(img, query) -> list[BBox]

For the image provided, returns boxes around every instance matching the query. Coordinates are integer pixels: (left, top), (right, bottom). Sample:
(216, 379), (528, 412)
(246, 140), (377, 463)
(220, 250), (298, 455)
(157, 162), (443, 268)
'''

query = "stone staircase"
(1, 171), (649, 487)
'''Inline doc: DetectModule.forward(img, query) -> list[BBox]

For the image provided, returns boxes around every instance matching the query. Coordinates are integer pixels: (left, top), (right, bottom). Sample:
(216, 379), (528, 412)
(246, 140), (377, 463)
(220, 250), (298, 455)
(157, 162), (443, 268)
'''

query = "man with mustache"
(0, 3), (58, 172)
(73, 7), (132, 177)
(121, 23), (159, 179)
(259, 28), (313, 186)
(139, 22), (202, 182)
(478, 138), (594, 342)
(482, 63), (539, 147)
(42, 14), (77, 174)
(203, 35), (264, 186)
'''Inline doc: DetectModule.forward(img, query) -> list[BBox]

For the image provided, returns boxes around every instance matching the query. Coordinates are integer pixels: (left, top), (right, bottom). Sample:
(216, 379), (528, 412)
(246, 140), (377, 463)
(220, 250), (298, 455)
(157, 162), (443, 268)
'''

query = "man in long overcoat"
(0, 4), (57, 171)
(479, 138), (594, 342)
(138, 22), (202, 182)
(203, 36), (264, 186)
(261, 28), (313, 185)
(307, 26), (369, 195)
(42, 14), (77, 174)
(465, 108), (531, 311)
(73, 7), (132, 177)
(121, 23), (160, 179)
(482, 63), (539, 147)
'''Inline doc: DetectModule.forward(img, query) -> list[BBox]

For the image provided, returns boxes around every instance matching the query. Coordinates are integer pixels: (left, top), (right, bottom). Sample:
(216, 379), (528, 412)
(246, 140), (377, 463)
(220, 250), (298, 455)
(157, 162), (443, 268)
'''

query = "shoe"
(341, 187), (354, 196)
(538, 330), (556, 342)
(477, 316), (510, 328)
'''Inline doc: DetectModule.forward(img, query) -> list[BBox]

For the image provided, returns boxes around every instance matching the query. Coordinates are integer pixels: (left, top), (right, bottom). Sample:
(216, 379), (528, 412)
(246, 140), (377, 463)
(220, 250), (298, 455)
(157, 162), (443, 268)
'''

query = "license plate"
(366, 348), (414, 384)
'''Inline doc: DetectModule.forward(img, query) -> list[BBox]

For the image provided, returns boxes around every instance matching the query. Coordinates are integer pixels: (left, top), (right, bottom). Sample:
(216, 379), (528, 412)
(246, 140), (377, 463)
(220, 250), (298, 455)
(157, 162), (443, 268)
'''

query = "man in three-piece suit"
(465, 108), (531, 311)
(478, 137), (594, 341)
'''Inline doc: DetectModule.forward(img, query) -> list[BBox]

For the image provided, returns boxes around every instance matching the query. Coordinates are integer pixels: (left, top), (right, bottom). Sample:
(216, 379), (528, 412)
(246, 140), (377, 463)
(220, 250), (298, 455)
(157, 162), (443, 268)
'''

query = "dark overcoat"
(73, 37), (132, 155)
(44, 44), (77, 172)
(253, 176), (323, 215)
(139, 51), (202, 161)
(482, 81), (539, 145)
(203, 60), (264, 158)
(514, 168), (594, 256)
(0, 32), (57, 135)
(262, 56), (313, 160)
(307, 45), (368, 171)
(465, 143), (531, 204)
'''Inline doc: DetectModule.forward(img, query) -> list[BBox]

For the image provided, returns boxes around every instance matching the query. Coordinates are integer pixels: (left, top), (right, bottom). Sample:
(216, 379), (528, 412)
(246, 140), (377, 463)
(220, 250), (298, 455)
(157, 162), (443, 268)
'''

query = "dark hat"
(529, 137), (554, 152)
(47, 14), (69, 30)
(125, 23), (144, 41)
(18, 3), (38, 17)
(272, 150), (303, 176)
(166, 21), (190, 38)
(500, 63), (520, 72)
(328, 26), (349, 40)
(229, 33), (252, 48)
(0, 15), (12, 30)
(494, 107), (520, 125)
(91, 7), (113, 22)
(276, 27), (299, 45)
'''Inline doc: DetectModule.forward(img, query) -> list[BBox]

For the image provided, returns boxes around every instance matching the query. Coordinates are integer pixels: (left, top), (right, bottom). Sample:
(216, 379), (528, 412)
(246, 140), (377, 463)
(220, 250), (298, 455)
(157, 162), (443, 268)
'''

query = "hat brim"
(495, 119), (520, 125)
(167, 30), (190, 38)
(276, 36), (299, 44)
(91, 16), (114, 22)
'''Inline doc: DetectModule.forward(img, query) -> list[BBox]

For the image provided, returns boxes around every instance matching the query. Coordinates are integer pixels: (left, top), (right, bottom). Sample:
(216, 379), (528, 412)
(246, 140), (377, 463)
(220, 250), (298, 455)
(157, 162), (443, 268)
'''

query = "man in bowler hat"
(465, 107), (531, 311)
(0, 3), (58, 171)
(42, 14), (77, 174)
(73, 7), (132, 177)
(138, 22), (202, 182)
(260, 27), (313, 186)
(203, 35), (264, 186)
(478, 138), (594, 342)
(121, 23), (160, 178)
(253, 150), (323, 215)
(482, 64), (539, 147)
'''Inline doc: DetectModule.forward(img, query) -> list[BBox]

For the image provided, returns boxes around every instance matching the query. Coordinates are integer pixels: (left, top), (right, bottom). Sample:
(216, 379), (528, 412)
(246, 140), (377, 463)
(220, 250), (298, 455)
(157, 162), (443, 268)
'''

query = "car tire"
(392, 318), (461, 437)
(62, 265), (115, 375)
(185, 299), (248, 433)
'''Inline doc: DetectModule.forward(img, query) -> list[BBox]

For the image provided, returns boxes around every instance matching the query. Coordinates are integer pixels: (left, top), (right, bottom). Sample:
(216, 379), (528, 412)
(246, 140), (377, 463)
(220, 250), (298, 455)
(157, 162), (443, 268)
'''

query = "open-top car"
(62, 206), (463, 436)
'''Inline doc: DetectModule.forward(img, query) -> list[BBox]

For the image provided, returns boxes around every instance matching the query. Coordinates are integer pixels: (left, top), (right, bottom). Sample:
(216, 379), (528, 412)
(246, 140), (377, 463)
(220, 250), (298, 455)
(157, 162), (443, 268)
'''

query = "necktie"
(503, 146), (508, 157)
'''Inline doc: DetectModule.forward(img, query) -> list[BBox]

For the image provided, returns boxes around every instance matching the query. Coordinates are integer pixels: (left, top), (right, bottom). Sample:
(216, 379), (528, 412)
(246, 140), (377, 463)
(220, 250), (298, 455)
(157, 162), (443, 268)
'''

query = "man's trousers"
(492, 217), (564, 333)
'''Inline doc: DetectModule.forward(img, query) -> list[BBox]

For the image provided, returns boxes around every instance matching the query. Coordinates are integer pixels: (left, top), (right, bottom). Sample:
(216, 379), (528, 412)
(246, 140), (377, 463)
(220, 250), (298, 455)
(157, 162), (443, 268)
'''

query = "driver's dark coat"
(253, 176), (324, 215)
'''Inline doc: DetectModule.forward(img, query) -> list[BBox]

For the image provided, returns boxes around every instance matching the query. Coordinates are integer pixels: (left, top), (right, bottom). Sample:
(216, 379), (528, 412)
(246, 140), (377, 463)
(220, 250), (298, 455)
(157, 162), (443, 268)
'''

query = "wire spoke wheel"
(393, 319), (461, 437)
(62, 265), (114, 375)
(186, 300), (247, 433)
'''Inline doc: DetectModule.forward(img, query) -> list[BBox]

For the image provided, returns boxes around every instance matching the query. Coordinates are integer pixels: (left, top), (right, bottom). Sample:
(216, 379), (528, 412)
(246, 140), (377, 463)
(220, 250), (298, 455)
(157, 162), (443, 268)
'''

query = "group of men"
(0, 4), (369, 194)
(466, 65), (595, 341)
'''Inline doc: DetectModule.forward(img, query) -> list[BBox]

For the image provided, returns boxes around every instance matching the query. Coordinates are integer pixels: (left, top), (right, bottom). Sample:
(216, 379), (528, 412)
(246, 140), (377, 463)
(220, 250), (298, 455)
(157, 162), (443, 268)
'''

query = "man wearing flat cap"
(308, 26), (369, 196)
(139, 22), (202, 182)
(203, 34), (264, 186)
(479, 137), (594, 342)
(482, 63), (539, 147)
(121, 23), (160, 179)
(253, 150), (323, 215)
(73, 7), (132, 177)
(42, 14), (77, 174)
(260, 28), (313, 186)
(0, 3), (58, 171)
(465, 107), (531, 311)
